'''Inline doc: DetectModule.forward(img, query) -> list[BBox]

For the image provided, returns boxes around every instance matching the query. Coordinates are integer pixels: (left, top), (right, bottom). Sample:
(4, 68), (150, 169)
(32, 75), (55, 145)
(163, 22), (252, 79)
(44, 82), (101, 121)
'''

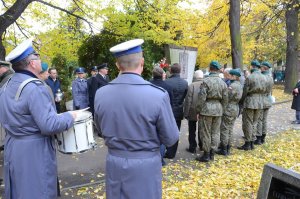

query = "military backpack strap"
(2, 77), (12, 91)
(15, 78), (45, 101)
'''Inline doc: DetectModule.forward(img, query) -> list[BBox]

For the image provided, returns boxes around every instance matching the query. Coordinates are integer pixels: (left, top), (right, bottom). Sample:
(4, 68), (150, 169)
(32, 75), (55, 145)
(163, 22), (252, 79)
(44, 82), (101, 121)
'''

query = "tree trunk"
(284, 0), (299, 93)
(0, 0), (34, 60)
(229, 0), (243, 69)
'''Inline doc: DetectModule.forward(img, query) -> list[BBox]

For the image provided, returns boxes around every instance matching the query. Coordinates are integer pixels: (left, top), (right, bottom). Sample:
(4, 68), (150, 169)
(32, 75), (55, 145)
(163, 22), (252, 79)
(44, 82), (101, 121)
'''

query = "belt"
(7, 132), (48, 140)
(108, 148), (160, 158)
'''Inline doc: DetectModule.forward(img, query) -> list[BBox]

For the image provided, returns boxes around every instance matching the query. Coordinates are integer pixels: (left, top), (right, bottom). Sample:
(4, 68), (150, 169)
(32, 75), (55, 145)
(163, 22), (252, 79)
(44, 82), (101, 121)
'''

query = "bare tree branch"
(15, 21), (30, 39)
(35, 0), (94, 34)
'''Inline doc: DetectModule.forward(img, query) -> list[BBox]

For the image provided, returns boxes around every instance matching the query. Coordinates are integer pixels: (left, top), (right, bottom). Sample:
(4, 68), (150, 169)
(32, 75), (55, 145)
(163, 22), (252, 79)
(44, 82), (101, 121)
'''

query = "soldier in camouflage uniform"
(238, 60), (266, 150)
(255, 61), (273, 145)
(196, 61), (228, 162)
(216, 69), (243, 156)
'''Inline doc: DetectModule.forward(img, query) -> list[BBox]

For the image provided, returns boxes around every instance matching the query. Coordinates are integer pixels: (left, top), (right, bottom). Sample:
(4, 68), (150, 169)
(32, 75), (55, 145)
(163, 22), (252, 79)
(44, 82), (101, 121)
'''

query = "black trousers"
(165, 120), (181, 159)
(55, 102), (61, 113)
(188, 120), (202, 150)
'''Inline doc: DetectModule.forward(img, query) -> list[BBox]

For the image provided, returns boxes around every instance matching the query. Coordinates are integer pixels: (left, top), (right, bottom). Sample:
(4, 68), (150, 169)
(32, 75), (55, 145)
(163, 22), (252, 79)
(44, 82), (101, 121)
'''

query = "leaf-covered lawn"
(272, 84), (292, 102)
(162, 130), (300, 199)
(65, 130), (300, 198)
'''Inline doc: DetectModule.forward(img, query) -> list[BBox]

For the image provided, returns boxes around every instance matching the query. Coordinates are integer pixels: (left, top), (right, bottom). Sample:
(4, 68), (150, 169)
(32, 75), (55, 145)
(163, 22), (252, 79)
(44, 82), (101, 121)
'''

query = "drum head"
(75, 111), (92, 122)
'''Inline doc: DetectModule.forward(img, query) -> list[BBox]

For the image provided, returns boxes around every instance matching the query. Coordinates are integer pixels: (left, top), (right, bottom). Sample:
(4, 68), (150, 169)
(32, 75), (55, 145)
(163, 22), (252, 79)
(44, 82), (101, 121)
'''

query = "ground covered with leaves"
(63, 129), (300, 198)
(272, 84), (292, 102)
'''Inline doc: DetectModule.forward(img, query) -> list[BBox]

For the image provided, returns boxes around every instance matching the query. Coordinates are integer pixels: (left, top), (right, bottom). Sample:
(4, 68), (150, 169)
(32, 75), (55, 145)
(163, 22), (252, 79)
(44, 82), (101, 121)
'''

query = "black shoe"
(186, 148), (196, 153)
(210, 149), (215, 161)
(261, 134), (266, 144)
(237, 142), (251, 150)
(164, 154), (175, 159)
(216, 145), (227, 156)
(227, 145), (231, 155)
(250, 141), (255, 150)
(195, 152), (210, 162)
(254, 136), (262, 145)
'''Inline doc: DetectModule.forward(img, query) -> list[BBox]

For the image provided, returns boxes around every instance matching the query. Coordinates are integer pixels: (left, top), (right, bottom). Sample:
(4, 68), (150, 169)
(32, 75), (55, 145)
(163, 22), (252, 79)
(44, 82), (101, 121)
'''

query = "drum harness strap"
(4, 78), (59, 142)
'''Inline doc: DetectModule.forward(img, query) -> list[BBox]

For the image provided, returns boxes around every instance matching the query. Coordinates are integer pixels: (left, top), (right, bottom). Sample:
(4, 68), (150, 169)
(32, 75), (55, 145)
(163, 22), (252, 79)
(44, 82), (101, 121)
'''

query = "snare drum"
(56, 111), (96, 153)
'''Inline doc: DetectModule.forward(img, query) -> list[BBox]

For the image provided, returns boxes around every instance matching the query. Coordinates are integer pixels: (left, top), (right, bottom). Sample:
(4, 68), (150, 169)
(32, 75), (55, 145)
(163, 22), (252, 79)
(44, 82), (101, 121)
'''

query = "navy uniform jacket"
(0, 72), (74, 199)
(45, 76), (61, 97)
(72, 78), (89, 110)
(89, 74), (110, 114)
(94, 73), (179, 199)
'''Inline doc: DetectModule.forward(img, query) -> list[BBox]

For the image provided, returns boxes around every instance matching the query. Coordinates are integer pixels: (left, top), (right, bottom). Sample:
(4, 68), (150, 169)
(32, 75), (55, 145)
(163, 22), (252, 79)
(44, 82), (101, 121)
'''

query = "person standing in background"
(45, 68), (62, 113)
(72, 67), (89, 110)
(150, 66), (174, 166)
(88, 66), (98, 110)
(196, 61), (228, 162)
(217, 69), (243, 156)
(164, 63), (188, 159)
(255, 61), (273, 145)
(0, 61), (14, 88)
(90, 63), (110, 115)
(183, 70), (204, 153)
(238, 60), (266, 150)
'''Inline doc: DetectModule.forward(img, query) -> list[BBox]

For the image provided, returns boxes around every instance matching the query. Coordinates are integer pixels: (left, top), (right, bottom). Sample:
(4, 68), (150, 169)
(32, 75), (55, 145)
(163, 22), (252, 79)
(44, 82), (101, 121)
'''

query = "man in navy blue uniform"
(89, 63), (110, 115)
(45, 67), (62, 112)
(94, 39), (179, 199)
(0, 39), (77, 199)
(87, 66), (98, 109)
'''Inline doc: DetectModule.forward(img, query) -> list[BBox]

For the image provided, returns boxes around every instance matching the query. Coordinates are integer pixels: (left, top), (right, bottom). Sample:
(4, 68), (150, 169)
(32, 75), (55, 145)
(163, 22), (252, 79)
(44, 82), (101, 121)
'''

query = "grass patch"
(272, 84), (292, 102)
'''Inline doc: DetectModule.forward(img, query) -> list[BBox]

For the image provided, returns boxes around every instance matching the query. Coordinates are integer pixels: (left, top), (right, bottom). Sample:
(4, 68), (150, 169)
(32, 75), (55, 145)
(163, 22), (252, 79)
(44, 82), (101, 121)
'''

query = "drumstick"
(77, 107), (90, 112)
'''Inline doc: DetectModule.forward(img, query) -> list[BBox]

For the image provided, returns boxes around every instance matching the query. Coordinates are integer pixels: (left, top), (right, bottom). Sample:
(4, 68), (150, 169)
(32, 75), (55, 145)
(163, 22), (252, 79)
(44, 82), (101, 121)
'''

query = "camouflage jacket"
(0, 69), (14, 88)
(241, 69), (266, 109)
(224, 80), (243, 117)
(262, 70), (274, 109)
(183, 78), (203, 121)
(197, 73), (228, 116)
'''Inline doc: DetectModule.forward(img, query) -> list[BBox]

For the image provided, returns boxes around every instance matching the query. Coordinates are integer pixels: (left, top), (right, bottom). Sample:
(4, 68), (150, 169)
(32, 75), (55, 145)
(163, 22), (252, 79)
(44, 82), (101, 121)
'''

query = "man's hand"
(68, 111), (78, 120)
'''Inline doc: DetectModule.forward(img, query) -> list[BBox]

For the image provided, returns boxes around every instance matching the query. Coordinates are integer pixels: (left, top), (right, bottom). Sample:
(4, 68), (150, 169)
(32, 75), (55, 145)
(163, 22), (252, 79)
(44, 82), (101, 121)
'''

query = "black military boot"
(195, 152), (210, 162)
(216, 145), (227, 156)
(250, 141), (255, 150)
(254, 136), (262, 145)
(261, 134), (266, 144)
(227, 145), (231, 155)
(237, 141), (251, 150)
(210, 149), (215, 161)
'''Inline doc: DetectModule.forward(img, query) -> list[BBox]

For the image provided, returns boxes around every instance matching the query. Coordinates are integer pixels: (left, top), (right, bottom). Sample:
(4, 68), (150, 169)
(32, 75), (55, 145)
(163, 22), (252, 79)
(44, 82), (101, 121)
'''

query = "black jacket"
(291, 81), (300, 110)
(165, 74), (188, 120)
(150, 78), (174, 106)
(89, 74), (110, 113)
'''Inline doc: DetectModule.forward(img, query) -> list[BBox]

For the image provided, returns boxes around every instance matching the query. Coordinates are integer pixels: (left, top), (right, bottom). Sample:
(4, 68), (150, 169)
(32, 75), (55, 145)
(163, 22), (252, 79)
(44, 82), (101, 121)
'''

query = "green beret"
(41, 62), (49, 72)
(210, 60), (222, 70)
(261, 61), (272, 68)
(251, 60), (261, 68)
(229, 69), (241, 77)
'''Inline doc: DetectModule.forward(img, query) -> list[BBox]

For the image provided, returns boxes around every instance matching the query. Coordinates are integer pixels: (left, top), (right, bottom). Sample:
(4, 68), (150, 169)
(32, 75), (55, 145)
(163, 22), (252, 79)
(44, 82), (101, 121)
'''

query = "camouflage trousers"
(220, 115), (237, 146)
(257, 108), (270, 136)
(242, 108), (263, 142)
(199, 115), (221, 153)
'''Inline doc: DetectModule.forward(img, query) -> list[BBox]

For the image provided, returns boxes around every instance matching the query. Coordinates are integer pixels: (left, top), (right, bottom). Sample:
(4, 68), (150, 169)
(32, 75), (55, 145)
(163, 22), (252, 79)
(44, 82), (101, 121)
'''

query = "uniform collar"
(110, 73), (149, 85)
(15, 69), (38, 78)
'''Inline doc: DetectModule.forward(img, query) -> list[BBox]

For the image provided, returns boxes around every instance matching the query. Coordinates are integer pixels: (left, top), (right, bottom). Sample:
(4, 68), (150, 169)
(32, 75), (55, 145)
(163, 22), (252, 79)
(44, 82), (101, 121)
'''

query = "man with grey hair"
(184, 70), (204, 153)
(0, 61), (14, 88)
(94, 39), (179, 199)
(164, 63), (188, 158)
(0, 39), (77, 198)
